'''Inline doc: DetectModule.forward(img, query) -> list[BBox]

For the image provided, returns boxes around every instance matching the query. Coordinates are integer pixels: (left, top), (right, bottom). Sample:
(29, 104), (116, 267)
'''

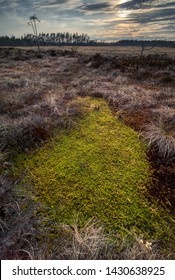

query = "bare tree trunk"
(140, 43), (155, 57)
(28, 15), (41, 53)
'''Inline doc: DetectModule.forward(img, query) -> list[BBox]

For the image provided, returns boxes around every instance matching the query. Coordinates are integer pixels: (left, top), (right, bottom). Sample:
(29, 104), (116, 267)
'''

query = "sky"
(0, 0), (175, 41)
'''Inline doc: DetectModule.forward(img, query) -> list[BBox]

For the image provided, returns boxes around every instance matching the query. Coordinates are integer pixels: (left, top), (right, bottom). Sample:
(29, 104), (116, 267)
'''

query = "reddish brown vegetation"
(1, 47), (175, 259)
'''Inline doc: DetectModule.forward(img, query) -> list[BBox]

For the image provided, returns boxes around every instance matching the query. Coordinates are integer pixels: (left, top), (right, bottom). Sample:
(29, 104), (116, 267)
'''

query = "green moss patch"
(13, 98), (175, 244)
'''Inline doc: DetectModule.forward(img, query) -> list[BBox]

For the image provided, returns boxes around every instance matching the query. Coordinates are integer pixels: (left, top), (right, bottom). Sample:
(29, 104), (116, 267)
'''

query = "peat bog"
(0, 46), (175, 259)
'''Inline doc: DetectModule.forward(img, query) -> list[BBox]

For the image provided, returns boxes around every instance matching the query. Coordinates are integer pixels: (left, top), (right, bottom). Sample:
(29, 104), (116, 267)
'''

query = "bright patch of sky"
(0, 0), (174, 41)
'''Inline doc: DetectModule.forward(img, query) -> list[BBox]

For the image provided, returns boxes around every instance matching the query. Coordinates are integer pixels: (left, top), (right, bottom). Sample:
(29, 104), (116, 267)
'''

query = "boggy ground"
(12, 98), (157, 235)
(0, 47), (175, 259)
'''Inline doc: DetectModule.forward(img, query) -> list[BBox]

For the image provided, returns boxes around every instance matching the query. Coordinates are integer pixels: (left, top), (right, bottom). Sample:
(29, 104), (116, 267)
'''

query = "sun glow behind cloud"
(0, 0), (174, 41)
(119, 9), (131, 18)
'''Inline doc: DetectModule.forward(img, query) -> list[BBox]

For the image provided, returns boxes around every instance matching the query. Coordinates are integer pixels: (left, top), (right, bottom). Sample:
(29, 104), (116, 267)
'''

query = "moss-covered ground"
(13, 98), (175, 245)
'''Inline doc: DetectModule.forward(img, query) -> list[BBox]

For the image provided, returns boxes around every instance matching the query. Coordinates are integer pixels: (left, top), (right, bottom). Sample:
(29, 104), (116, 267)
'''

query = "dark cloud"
(0, 1), (8, 7)
(79, 2), (111, 12)
(115, 0), (175, 28)
(35, 0), (69, 8)
(131, 8), (175, 24)
(117, 0), (152, 10)
(0, 0), (18, 8)
(156, 1), (175, 8)
(117, 0), (175, 11)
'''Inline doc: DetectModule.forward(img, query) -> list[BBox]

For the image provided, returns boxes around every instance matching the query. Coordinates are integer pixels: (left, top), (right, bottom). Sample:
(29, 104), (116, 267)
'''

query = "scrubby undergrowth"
(1, 47), (175, 259)
(12, 98), (175, 256)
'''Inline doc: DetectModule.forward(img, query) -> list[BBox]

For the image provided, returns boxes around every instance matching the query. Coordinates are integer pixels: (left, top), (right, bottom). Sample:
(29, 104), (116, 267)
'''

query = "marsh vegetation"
(0, 46), (175, 259)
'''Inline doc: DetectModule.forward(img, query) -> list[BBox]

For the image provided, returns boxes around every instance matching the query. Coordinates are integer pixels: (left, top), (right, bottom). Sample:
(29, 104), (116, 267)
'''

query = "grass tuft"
(1, 48), (175, 259)
(143, 121), (175, 161)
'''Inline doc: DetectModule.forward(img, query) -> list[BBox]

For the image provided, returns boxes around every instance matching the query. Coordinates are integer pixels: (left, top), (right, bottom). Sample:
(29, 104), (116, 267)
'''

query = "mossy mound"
(13, 98), (175, 243)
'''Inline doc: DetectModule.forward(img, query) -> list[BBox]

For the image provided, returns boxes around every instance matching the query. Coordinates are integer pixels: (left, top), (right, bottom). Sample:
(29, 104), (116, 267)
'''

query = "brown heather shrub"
(0, 96), (83, 152)
(164, 98), (175, 108)
(0, 115), (50, 151)
(0, 94), (6, 114)
(0, 174), (13, 197)
(0, 78), (27, 90)
(158, 73), (175, 85)
(2, 91), (44, 117)
(0, 190), (41, 260)
(155, 88), (175, 101)
(80, 53), (175, 73)
(17, 90), (43, 106)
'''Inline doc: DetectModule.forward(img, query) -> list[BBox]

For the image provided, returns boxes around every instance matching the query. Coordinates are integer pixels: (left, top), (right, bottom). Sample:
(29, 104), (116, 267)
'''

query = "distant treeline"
(0, 33), (90, 46)
(0, 34), (175, 48)
(116, 39), (175, 48)
(92, 39), (175, 48)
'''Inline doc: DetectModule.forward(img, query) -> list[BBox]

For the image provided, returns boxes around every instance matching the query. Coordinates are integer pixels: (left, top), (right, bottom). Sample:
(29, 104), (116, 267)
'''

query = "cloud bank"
(0, 0), (174, 41)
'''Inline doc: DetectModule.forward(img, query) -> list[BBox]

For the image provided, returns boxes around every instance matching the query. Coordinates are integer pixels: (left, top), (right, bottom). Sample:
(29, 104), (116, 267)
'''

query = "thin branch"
(140, 43), (155, 56)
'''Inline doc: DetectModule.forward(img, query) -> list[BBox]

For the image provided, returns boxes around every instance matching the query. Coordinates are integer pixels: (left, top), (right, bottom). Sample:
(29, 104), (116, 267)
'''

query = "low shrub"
(50, 50), (57, 57)
(0, 115), (50, 151)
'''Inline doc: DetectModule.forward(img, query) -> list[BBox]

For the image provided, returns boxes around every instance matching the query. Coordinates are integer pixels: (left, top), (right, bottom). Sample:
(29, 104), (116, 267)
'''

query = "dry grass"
(8, 45), (175, 58)
(56, 220), (110, 260)
(143, 120), (175, 161)
(57, 221), (166, 260)
(1, 47), (175, 259)
(107, 85), (157, 112)
(0, 193), (166, 260)
(0, 50), (83, 154)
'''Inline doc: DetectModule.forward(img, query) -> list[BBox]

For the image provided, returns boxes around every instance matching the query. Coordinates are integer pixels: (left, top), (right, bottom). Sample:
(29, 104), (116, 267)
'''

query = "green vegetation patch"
(13, 98), (175, 243)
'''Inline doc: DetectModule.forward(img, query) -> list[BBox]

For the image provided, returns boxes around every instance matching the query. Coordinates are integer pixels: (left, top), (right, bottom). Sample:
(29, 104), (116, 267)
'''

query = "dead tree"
(28, 14), (41, 52)
(140, 43), (155, 56)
